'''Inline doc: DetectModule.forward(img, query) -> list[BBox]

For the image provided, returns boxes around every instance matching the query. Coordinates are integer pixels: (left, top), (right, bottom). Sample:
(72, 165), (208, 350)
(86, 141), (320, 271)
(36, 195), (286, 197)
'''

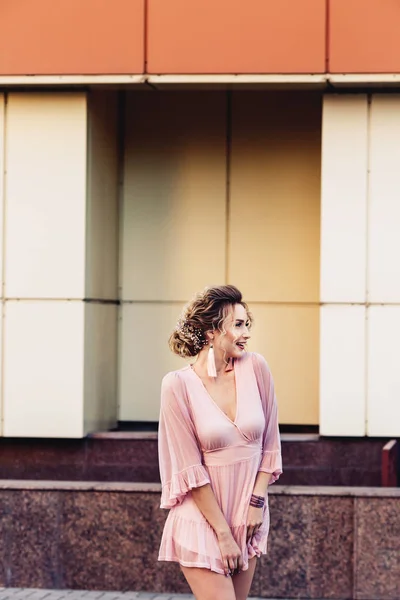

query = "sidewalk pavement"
(0, 589), (276, 600)
(0, 589), (297, 600)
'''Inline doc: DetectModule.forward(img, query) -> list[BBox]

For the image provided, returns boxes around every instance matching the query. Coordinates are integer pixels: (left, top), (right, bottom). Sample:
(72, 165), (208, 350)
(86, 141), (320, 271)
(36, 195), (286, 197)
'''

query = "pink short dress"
(158, 352), (282, 575)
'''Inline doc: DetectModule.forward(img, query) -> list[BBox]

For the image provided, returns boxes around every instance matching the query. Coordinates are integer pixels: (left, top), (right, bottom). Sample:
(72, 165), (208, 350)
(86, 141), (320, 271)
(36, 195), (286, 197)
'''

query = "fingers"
(247, 522), (262, 542)
(237, 554), (244, 572)
(224, 554), (243, 576)
(228, 557), (237, 573)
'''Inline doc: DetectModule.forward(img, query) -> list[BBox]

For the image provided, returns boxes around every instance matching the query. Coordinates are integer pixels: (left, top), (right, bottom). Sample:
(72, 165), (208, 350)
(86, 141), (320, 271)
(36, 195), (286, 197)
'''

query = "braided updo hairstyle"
(169, 285), (253, 358)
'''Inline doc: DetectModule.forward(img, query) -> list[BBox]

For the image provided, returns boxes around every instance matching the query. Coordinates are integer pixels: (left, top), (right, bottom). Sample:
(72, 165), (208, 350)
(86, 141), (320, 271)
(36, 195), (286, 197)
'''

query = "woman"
(158, 285), (282, 600)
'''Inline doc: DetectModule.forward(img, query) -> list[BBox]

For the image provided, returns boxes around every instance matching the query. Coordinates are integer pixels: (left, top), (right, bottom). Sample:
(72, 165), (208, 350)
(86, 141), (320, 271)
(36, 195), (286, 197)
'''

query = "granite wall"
(0, 482), (398, 600)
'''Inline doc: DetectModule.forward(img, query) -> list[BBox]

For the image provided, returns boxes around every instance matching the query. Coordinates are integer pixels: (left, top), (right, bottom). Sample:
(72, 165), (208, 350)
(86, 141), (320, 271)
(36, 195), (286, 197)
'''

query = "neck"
(195, 347), (232, 376)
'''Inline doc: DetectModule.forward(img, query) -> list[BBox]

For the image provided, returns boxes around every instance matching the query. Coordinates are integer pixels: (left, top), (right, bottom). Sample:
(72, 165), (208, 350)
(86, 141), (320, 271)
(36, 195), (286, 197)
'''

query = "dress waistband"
(202, 441), (262, 467)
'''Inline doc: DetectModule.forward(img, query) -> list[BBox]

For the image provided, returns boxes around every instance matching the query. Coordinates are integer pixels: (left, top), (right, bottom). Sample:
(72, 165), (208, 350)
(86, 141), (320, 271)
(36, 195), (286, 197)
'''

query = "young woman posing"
(158, 285), (282, 600)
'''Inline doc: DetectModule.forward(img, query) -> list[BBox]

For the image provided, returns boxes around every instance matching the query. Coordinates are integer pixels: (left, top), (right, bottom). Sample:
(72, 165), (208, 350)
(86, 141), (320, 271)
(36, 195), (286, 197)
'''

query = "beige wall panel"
(84, 303), (118, 434)
(3, 301), (84, 437)
(119, 302), (187, 421)
(368, 307), (400, 437)
(229, 92), (321, 303)
(122, 92), (226, 302)
(369, 95), (400, 303)
(320, 306), (366, 436)
(5, 93), (87, 299)
(320, 95), (368, 303)
(86, 91), (119, 300)
(247, 304), (319, 425)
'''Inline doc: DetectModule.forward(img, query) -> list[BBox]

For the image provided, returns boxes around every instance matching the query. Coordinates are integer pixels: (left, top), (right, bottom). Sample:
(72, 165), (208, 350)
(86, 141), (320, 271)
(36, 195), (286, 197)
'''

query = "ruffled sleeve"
(252, 353), (283, 484)
(158, 371), (211, 509)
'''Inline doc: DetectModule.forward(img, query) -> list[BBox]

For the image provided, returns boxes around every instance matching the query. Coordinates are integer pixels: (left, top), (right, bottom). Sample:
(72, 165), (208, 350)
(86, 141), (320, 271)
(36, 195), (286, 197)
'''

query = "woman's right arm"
(191, 484), (243, 575)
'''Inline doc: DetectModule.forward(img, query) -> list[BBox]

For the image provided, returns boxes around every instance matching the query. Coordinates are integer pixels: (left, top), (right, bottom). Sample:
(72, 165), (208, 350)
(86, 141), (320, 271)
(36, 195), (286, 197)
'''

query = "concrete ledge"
(0, 480), (399, 497)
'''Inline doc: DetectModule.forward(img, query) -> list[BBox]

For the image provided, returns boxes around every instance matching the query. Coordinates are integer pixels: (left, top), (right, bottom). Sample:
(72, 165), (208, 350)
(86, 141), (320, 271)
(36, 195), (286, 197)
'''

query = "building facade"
(0, 0), (399, 439)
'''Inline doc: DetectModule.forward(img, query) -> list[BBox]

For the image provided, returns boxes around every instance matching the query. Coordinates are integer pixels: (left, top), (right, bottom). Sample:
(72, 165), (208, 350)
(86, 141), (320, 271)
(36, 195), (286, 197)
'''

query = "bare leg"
(232, 556), (258, 600)
(181, 565), (236, 600)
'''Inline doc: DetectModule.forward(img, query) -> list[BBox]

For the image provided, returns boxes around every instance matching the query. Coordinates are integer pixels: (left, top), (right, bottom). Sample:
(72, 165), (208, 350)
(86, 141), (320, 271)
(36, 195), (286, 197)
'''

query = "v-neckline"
(189, 360), (239, 426)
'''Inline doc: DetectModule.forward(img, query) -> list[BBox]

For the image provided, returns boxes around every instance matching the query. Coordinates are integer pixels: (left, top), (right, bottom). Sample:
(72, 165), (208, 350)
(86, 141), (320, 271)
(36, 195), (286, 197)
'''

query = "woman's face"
(213, 303), (251, 359)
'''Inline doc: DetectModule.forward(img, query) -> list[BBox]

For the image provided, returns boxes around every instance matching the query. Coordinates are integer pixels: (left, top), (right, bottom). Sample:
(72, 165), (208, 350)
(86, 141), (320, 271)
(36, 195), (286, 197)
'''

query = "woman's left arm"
(246, 472), (272, 541)
(246, 354), (283, 541)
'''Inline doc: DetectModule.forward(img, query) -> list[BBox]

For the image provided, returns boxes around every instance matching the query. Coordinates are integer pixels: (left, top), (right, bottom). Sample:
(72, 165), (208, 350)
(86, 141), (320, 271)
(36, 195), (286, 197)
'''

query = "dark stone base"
(0, 482), (399, 600)
(0, 433), (394, 487)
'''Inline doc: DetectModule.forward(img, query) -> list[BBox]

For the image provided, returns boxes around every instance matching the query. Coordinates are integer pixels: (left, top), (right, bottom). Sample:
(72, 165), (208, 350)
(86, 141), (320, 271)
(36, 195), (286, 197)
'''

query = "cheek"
(226, 330), (238, 344)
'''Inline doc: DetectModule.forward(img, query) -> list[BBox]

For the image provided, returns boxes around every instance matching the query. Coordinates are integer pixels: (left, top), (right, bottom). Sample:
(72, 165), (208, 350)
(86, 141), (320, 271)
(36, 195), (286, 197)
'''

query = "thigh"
(180, 565), (236, 600)
(232, 556), (258, 600)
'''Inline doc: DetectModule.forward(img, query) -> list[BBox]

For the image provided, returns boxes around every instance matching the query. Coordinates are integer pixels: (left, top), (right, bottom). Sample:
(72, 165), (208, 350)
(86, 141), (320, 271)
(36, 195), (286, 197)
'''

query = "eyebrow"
(235, 319), (245, 324)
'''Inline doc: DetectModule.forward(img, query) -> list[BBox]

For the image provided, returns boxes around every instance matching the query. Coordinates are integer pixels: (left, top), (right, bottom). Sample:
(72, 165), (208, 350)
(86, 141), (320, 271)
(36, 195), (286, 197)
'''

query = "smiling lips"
(236, 342), (246, 350)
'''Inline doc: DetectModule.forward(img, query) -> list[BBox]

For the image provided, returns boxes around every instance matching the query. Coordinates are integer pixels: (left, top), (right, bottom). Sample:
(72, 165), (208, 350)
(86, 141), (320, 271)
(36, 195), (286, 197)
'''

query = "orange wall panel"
(147, 0), (326, 74)
(0, 0), (144, 75)
(330, 0), (400, 73)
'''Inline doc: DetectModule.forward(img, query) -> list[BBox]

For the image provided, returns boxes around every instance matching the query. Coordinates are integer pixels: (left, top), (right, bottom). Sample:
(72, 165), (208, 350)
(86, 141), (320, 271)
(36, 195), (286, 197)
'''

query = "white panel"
(320, 95), (368, 303)
(0, 94), (4, 293)
(3, 301), (84, 437)
(369, 95), (400, 302)
(119, 303), (186, 421)
(0, 95), (4, 434)
(122, 92), (226, 302)
(5, 93), (87, 299)
(368, 306), (400, 436)
(230, 92), (321, 303)
(320, 305), (366, 436)
(86, 92), (119, 300)
(84, 302), (118, 434)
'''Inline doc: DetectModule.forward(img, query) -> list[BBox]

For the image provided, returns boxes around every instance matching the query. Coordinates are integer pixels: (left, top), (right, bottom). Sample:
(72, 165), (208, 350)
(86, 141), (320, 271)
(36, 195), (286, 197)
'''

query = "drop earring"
(207, 343), (217, 378)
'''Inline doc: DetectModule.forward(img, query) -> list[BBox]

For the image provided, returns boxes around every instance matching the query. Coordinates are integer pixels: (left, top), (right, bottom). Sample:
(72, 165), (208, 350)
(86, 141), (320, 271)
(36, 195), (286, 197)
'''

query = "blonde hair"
(169, 285), (252, 358)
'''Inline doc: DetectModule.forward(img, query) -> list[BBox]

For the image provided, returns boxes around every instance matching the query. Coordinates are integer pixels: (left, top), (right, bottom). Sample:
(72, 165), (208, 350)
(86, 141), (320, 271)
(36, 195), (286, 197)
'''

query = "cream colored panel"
(122, 92), (226, 301)
(5, 93), (87, 299)
(3, 301), (84, 437)
(84, 302), (118, 434)
(0, 95), (4, 435)
(368, 306), (400, 437)
(230, 92), (321, 303)
(369, 95), (400, 303)
(320, 306), (366, 436)
(320, 95), (368, 303)
(119, 302), (186, 421)
(86, 92), (119, 300)
(247, 304), (319, 425)
(0, 94), (4, 293)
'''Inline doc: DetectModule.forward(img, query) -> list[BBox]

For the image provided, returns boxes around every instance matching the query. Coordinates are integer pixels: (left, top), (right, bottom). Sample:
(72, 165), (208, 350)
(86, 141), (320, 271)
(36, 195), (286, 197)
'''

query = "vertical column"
(2, 92), (119, 438)
(367, 95), (400, 436)
(320, 95), (368, 436)
(0, 94), (4, 435)
(3, 93), (87, 437)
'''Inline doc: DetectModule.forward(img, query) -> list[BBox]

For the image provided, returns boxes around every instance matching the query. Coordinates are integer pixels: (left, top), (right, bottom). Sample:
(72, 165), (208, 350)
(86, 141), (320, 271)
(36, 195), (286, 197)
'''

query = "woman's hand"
(217, 529), (244, 576)
(246, 505), (263, 542)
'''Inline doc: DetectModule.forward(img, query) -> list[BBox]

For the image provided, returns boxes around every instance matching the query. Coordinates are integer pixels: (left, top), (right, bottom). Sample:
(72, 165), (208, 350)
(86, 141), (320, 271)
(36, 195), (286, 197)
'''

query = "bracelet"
(249, 493), (265, 508)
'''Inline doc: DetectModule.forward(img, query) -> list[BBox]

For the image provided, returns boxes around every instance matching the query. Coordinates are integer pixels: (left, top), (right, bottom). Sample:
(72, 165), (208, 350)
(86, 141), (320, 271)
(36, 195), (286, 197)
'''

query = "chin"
(234, 348), (246, 357)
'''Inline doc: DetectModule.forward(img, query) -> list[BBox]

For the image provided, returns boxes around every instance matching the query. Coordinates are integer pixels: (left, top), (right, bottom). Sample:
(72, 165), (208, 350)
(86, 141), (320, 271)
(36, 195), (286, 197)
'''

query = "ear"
(205, 330), (214, 342)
